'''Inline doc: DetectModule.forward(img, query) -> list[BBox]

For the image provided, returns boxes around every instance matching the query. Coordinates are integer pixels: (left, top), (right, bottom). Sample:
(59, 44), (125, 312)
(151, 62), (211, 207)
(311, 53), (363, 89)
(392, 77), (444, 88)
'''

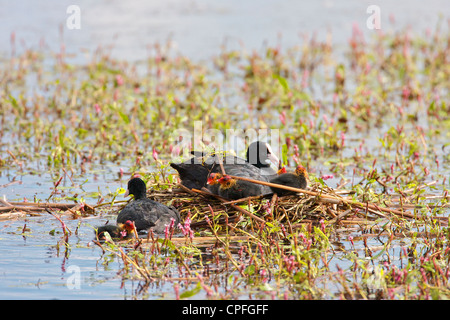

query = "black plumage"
(170, 141), (279, 190)
(219, 176), (271, 200)
(95, 221), (135, 240)
(246, 141), (279, 176)
(207, 167), (272, 200)
(117, 177), (181, 234)
(169, 162), (210, 190)
(269, 165), (308, 196)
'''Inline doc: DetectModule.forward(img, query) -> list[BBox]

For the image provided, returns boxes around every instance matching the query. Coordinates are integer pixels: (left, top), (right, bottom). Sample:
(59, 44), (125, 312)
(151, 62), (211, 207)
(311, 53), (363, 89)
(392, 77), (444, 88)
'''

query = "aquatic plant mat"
(90, 182), (450, 300)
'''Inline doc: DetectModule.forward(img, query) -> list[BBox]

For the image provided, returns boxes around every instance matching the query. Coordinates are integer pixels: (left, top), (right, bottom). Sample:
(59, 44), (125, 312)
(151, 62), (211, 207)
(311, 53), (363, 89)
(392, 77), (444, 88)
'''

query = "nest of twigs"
(146, 175), (433, 233)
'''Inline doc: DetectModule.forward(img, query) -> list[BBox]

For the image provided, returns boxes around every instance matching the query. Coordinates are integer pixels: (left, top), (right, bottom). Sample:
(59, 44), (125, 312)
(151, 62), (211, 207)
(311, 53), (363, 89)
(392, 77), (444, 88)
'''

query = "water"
(1, 0), (448, 62)
(0, 216), (179, 299)
(0, 0), (449, 300)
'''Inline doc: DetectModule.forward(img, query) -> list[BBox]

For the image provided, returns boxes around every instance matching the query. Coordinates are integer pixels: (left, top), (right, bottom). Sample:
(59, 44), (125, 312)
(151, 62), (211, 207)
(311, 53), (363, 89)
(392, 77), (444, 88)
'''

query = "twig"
(0, 180), (22, 189)
(222, 194), (266, 204)
(227, 175), (319, 197)
(141, 235), (250, 245)
(216, 151), (227, 176)
(0, 198), (13, 207)
(329, 209), (354, 224)
(0, 202), (79, 213)
(8, 202), (78, 209)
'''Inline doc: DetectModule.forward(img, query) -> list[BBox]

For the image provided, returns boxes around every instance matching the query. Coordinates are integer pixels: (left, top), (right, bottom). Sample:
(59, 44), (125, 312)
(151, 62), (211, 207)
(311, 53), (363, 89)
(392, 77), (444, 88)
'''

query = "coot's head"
(117, 220), (136, 233)
(246, 141), (279, 169)
(124, 177), (147, 200)
(207, 173), (222, 185)
(118, 220), (139, 238)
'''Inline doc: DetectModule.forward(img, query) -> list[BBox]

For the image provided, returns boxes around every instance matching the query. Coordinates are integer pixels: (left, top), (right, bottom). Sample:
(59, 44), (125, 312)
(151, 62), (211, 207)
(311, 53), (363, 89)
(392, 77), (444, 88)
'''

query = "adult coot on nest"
(170, 141), (279, 190)
(117, 177), (181, 234)
(269, 165), (308, 196)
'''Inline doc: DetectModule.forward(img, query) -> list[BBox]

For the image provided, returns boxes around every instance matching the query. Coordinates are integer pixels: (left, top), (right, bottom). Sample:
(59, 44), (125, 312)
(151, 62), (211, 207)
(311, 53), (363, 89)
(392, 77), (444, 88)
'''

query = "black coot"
(269, 165), (308, 196)
(117, 177), (181, 234)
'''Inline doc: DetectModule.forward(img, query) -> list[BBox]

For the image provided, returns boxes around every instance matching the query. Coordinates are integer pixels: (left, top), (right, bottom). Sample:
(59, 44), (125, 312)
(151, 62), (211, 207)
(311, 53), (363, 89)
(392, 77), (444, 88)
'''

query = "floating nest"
(146, 177), (439, 234)
(1, 176), (446, 239)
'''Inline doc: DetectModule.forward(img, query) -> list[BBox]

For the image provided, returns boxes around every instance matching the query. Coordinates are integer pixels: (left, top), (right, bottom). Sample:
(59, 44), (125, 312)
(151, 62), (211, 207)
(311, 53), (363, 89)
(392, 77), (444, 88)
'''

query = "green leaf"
(273, 74), (290, 92)
(179, 282), (201, 299)
(282, 144), (288, 166)
(118, 110), (130, 124)
(370, 244), (386, 261)
(244, 265), (256, 276)
(265, 222), (274, 228)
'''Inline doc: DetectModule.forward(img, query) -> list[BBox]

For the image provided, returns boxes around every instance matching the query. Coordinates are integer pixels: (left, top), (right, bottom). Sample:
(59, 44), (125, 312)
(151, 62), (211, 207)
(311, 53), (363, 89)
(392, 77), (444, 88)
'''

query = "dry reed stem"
(227, 175), (417, 219)
(140, 235), (250, 245)
(0, 202), (78, 211)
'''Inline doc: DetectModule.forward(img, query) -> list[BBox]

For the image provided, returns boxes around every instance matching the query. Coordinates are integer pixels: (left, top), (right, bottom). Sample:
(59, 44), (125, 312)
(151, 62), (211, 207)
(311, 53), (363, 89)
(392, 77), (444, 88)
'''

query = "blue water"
(0, 216), (178, 299)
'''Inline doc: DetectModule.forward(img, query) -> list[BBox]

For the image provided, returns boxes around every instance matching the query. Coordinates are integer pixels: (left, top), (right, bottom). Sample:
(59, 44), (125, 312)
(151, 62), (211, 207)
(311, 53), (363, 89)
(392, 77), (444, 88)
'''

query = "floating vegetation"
(83, 174), (449, 300)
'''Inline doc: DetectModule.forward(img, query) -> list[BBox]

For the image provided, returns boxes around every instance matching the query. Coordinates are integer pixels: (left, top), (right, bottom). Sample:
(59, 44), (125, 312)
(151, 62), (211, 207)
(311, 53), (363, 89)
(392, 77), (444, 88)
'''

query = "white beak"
(265, 143), (280, 168)
(267, 152), (280, 168)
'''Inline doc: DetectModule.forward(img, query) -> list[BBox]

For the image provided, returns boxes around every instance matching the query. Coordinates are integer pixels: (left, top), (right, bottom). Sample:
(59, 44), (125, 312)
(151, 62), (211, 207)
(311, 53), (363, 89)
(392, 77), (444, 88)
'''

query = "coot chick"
(206, 172), (222, 195)
(269, 165), (308, 196)
(95, 220), (135, 240)
(207, 172), (271, 200)
(117, 177), (181, 234)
